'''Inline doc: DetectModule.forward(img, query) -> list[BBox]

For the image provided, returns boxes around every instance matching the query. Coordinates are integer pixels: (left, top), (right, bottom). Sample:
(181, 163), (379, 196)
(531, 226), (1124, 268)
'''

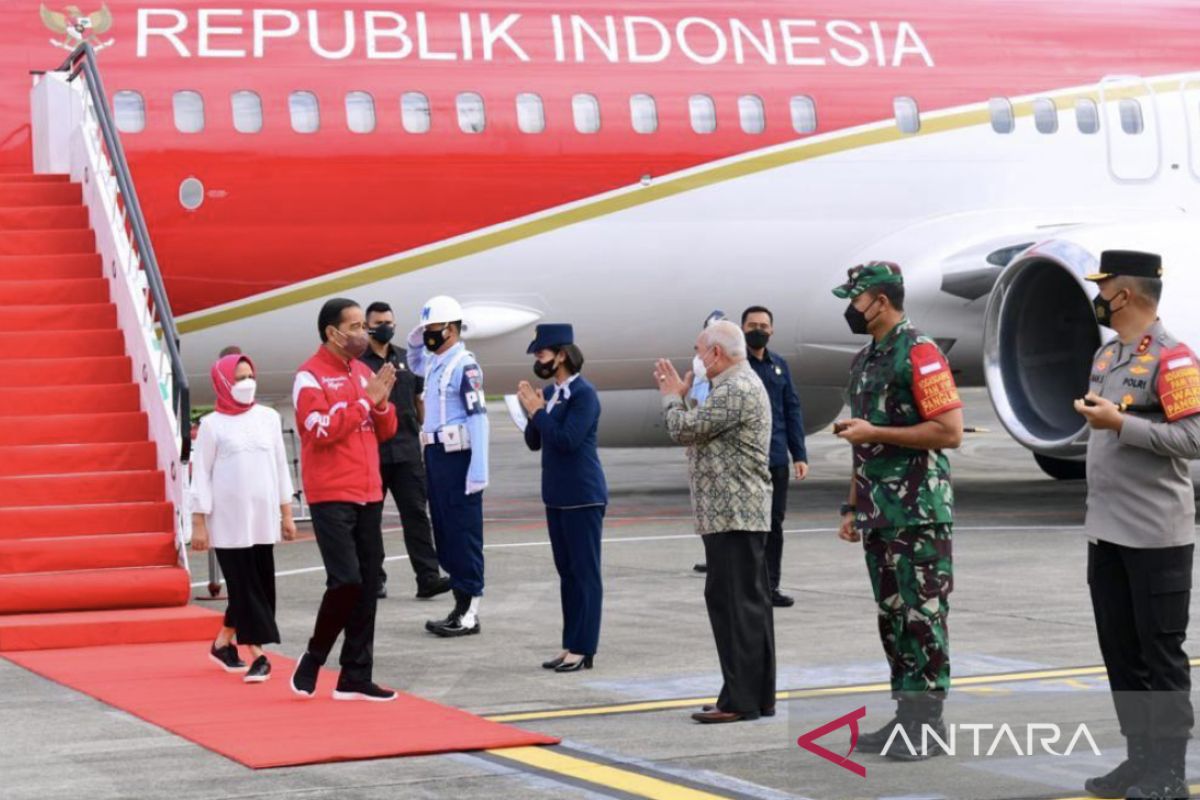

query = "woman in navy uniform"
(516, 324), (608, 672)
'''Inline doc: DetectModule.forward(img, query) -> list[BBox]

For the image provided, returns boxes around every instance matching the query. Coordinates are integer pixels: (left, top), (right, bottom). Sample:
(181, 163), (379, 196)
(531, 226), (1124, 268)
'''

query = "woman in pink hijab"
(191, 354), (296, 683)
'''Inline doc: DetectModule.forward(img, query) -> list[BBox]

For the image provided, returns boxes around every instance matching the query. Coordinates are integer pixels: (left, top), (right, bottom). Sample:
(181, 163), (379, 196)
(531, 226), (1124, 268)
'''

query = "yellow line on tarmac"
(484, 746), (733, 799)
(486, 660), (1200, 724)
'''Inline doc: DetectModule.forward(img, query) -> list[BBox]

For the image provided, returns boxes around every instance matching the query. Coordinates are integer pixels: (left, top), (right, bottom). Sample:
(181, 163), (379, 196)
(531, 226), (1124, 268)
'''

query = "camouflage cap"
(832, 261), (904, 299)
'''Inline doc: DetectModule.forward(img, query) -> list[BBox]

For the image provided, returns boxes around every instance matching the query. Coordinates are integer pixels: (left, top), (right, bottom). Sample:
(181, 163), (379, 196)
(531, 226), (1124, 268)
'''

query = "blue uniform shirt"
(408, 341), (489, 488)
(747, 349), (807, 468)
(523, 374), (608, 508)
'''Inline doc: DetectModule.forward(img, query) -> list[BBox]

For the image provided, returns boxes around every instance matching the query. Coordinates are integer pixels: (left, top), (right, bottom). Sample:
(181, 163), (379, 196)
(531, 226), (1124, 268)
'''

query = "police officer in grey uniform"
(1075, 250), (1200, 800)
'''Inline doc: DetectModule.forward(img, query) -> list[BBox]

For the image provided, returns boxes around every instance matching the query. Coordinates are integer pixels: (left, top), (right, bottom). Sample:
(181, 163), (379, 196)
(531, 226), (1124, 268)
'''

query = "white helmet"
(420, 295), (464, 326)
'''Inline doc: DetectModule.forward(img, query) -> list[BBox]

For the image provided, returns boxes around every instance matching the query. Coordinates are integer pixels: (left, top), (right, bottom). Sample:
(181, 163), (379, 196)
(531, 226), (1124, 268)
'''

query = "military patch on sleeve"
(460, 364), (487, 415)
(1157, 345), (1200, 421)
(910, 342), (963, 420)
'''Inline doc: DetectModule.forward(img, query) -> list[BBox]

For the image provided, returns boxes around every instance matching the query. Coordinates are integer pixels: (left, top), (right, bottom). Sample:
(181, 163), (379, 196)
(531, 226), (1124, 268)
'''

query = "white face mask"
(692, 354), (707, 382)
(231, 378), (257, 406)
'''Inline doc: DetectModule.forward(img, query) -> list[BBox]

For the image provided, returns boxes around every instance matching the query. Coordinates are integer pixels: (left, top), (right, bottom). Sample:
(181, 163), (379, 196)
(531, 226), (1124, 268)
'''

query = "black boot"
(425, 589), (469, 632)
(857, 701), (903, 755)
(1084, 736), (1150, 798)
(1125, 738), (1189, 800)
(883, 695), (948, 762)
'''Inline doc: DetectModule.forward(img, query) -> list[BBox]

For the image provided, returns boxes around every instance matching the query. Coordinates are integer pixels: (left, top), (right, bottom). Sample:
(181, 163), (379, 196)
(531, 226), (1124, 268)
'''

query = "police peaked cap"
(527, 323), (574, 354)
(1085, 250), (1163, 282)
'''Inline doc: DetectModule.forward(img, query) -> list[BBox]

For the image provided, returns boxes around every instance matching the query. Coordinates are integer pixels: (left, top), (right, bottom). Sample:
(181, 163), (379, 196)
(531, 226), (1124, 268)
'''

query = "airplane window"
(572, 94), (601, 134)
(1075, 98), (1100, 134)
(289, 91), (320, 134)
(790, 96), (817, 134)
(345, 91), (376, 134)
(231, 91), (262, 134)
(516, 93), (545, 134)
(457, 92), (486, 134)
(893, 97), (920, 134)
(738, 95), (765, 134)
(630, 94), (657, 134)
(988, 98), (1014, 134)
(401, 92), (431, 134)
(113, 91), (145, 134)
(173, 91), (204, 134)
(1119, 98), (1144, 135)
(1033, 98), (1058, 134)
(689, 94), (716, 134)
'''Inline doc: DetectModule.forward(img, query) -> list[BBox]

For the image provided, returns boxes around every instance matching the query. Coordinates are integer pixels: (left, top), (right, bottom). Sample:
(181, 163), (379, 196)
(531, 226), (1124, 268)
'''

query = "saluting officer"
(1074, 250), (1200, 800)
(406, 295), (490, 637)
(831, 262), (964, 761)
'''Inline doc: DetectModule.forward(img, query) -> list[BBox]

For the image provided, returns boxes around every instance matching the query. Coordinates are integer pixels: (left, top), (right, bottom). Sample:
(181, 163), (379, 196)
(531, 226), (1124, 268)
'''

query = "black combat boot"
(1084, 736), (1150, 798)
(425, 588), (469, 633)
(857, 700), (904, 755)
(884, 694), (948, 762)
(1124, 738), (1189, 800)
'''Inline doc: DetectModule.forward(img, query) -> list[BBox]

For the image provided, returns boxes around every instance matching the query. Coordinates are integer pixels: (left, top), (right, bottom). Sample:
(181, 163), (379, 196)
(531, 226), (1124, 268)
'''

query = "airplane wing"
(39, 4), (68, 35)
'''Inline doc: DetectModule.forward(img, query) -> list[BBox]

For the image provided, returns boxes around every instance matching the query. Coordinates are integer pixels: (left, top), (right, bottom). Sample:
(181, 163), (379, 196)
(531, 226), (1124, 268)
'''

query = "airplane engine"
(983, 222), (1200, 479)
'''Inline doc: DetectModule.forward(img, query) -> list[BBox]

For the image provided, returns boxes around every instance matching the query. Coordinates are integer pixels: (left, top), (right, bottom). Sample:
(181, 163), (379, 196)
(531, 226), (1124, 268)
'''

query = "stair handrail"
(56, 41), (191, 463)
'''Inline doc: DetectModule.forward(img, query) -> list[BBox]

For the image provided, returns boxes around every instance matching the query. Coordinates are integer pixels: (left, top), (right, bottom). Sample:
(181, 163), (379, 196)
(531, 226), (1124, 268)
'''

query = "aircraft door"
(1100, 75), (1161, 182)
(1182, 78), (1200, 182)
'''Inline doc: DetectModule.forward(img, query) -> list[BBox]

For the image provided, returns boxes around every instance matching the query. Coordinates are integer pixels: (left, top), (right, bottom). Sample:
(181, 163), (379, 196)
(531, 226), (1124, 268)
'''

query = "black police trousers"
(1089, 539), (1194, 740)
(766, 465), (790, 591)
(380, 459), (440, 588)
(307, 501), (384, 684)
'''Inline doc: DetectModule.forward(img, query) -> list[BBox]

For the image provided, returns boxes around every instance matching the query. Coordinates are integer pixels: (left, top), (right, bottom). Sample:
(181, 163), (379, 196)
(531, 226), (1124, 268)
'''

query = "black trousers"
(766, 465), (790, 590)
(307, 501), (384, 683)
(1089, 539), (1194, 739)
(547, 505), (604, 656)
(380, 459), (440, 587)
(215, 544), (280, 646)
(703, 530), (776, 715)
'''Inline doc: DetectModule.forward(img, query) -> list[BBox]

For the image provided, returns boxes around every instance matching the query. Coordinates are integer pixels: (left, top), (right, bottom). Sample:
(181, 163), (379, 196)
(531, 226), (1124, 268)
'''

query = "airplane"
(3, 0), (1200, 477)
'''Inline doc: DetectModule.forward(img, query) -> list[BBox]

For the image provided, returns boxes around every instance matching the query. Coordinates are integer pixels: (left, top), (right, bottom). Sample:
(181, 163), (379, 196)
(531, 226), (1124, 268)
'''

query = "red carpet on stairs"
(5, 641), (560, 767)
(0, 173), (196, 650)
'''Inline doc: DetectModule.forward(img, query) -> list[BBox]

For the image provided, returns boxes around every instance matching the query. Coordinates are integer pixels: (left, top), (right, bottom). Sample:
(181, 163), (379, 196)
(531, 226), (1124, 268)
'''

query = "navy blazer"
(523, 375), (609, 508)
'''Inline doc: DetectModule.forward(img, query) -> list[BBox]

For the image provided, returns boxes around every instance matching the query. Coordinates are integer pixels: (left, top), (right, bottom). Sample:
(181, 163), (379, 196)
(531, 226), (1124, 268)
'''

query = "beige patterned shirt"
(662, 361), (772, 535)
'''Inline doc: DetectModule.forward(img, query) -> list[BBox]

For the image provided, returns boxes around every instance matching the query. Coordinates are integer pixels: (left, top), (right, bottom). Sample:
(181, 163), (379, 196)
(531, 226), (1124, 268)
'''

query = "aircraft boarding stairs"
(0, 45), (218, 651)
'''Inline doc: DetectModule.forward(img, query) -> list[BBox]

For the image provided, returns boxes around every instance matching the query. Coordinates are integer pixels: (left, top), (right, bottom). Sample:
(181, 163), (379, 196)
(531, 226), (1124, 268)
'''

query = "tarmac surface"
(4, 388), (1199, 800)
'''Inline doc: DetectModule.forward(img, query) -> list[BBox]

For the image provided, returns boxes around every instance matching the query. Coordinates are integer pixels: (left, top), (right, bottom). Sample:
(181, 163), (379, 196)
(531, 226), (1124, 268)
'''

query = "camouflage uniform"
(836, 263), (962, 696)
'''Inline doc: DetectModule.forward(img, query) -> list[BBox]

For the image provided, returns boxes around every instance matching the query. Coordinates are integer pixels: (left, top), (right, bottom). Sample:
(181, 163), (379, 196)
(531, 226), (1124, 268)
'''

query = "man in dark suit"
(360, 301), (449, 601)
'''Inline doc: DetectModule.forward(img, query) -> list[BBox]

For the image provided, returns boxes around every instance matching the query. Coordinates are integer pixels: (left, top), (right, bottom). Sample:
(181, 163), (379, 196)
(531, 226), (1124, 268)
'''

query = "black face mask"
(1092, 291), (1125, 326)
(369, 324), (395, 344)
(844, 301), (872, 335)
(744, 329), (770, 350)
(533, 358), (557, 380)
(424, 327), (447, 351)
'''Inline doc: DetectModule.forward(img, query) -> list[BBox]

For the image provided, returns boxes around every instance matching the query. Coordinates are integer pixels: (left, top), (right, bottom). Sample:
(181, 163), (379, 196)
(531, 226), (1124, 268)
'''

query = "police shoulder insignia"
(909, 342), (962, 420)
(1136, 335), (1153, 355)
(1156, 344), (1200, 421)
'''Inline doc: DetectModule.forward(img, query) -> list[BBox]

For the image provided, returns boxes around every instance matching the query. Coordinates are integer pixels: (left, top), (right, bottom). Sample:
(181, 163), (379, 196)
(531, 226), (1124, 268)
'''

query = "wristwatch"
(839, 503), (856, 517)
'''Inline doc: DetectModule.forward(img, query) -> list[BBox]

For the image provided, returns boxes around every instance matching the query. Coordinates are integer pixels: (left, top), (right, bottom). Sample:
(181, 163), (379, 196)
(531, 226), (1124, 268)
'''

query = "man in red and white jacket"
(290, 298), (400, 703)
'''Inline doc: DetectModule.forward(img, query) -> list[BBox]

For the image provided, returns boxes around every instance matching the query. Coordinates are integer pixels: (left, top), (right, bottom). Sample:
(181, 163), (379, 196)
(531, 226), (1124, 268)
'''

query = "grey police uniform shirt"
(1085, 319), (1200, 548)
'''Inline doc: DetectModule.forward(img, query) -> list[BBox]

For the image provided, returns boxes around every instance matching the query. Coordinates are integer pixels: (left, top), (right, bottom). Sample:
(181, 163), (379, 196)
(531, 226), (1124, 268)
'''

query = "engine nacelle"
(983, 220), (1200, 461)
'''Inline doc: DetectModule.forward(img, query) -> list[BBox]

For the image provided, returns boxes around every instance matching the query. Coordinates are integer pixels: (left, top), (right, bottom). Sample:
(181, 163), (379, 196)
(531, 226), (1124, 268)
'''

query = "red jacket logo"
(796, 706), (867, 777)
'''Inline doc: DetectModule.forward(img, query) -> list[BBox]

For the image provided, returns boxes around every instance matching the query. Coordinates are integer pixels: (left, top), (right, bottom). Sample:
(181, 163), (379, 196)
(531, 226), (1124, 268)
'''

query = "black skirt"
(215, 544), (280, 646)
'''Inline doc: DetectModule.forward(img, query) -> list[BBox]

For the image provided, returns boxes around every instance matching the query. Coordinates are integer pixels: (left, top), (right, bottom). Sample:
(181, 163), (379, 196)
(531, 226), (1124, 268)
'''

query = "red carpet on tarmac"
(5, 641), (558, 768)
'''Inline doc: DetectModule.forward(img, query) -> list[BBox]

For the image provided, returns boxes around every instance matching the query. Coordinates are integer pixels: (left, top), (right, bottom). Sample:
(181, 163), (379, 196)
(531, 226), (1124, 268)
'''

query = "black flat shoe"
(555, 655), (594, 672)
(693, 563), (707, 573)
(542, 655), (566, 670)
(416, 576), (452, 599)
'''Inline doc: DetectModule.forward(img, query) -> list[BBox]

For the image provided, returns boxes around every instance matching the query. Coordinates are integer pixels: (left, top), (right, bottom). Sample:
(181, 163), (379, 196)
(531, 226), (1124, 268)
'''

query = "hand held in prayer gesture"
(366, 363), (396, 408)
(654, 359), (687, 398)
(516, 380), (546, 416)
